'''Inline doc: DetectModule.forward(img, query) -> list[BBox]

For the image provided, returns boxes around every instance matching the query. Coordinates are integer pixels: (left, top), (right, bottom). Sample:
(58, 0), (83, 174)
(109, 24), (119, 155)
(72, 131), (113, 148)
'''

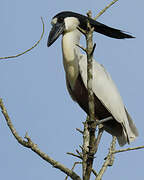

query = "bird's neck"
(62, 29), (81, 89)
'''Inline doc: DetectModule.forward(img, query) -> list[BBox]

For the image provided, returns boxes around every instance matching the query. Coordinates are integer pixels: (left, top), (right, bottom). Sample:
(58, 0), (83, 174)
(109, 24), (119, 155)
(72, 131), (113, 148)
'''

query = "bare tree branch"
(95, 136), (116, 180)
(0, 17), (44, 60)
(94, 0), (118, 20)
(76, 149), (83, 158)
(82, 11), (98, 180)
(1, 2), (142, 180)
(77, 26), (87, 35)
(92, 169), (98, 177)
(113, 145), (144, 154)
(67, 152), (82, 160)
(76, 128), (84, 134)
(65, 162), (82, 180)
(76, 44), (87, 53)
(108, 136), (116, 166)
(0, 98), (81, 180)
(67, 151), (98, 178)
(95, 127), (104, 154)
(82, 120), (90, 179)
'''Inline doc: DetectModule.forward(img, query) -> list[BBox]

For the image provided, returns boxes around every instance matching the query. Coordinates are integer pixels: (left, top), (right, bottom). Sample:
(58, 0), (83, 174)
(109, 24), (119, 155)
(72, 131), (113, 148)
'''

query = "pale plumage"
(79, 54), (138, 145)
(48, 11), (138, 146)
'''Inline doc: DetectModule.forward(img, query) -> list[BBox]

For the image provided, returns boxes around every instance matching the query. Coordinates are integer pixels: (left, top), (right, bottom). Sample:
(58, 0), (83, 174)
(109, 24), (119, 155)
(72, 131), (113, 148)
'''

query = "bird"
(47, 11), (138, 146)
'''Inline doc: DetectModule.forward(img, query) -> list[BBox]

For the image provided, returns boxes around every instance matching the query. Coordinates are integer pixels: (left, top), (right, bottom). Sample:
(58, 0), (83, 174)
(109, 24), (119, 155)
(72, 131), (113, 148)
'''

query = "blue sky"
(0, 0), (143, 179)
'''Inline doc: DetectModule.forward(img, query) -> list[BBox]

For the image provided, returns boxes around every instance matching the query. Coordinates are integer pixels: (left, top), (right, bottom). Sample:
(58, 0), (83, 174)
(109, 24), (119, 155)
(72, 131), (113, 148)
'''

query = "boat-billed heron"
(47, 11), (138, 146)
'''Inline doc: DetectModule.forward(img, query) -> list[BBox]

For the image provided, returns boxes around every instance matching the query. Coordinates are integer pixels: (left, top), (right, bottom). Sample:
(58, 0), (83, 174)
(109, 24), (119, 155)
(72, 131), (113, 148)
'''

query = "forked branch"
(0, 98), (81, 180)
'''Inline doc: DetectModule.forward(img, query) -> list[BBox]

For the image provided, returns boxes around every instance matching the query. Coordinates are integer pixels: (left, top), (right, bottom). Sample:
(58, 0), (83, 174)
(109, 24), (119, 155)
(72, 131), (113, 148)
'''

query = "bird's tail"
(124, 108), (139, 142)
(115, 108), (138, 146)
(103, 108), (138, 146)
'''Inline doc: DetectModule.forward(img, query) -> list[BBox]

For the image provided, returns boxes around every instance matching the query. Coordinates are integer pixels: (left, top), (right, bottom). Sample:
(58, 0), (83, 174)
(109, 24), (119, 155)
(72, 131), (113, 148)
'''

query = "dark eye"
(58, 17), (63, 22)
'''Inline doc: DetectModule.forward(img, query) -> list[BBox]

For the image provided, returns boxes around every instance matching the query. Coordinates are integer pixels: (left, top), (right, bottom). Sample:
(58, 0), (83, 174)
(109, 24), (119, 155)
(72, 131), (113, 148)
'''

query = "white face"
(64, 17), (80, 32)
(51, 16), (80, 33)
(51, 17), (58, 25)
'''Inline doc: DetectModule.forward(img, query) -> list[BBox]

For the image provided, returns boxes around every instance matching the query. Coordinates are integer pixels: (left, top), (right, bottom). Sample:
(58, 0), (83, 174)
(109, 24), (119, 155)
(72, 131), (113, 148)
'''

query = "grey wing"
(79, 55), (138, 145)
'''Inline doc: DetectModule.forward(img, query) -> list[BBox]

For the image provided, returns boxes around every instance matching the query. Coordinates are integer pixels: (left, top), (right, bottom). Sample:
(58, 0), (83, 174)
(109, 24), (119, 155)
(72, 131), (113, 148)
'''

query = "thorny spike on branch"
(0, 17), (44, 60)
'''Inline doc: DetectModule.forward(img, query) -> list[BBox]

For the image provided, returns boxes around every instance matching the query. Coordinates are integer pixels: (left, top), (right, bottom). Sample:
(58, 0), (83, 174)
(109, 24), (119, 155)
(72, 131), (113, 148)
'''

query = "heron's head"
(47, 11), (134, 47)
(47, 11), (89, 47)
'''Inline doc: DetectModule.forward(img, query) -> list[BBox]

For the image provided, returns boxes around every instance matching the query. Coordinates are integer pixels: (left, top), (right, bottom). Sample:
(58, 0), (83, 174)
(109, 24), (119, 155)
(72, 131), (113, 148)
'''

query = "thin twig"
(94, 0), (118, 20)
(67, 152), (82, 160)
(77, 26), (86, 35)
(95, 127), (104, 154)
(0, 98), (81, 180)
(0, 17), (44, 60)
(92, 169), (98, 177)
(108, 136), (116, 166)
(76, 44), (86, 53)
(66, 152), (98, 178)
(76, 128), (83, 134)
(79, 145), (84, 151)
(76, 149), (83, 157)
(113, 145), (144, 154)
(65, 162), (82, 180)
(96, 116), (113, 125)
(96, 137), (116, 180)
